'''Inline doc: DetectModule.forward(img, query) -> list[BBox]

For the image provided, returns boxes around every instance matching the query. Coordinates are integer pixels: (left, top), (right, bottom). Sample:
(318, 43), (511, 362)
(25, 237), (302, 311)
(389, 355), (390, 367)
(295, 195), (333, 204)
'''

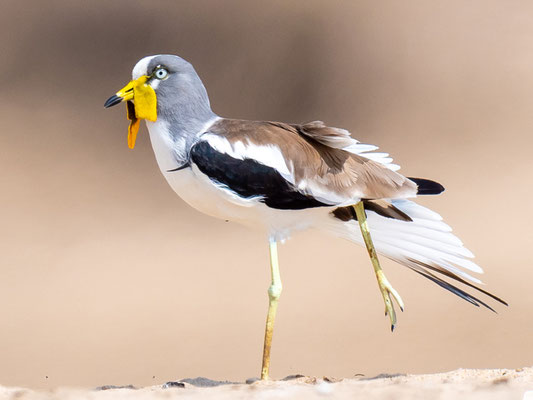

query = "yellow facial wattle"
(113, 75), (157, 149)
(126, 101), (140, 150)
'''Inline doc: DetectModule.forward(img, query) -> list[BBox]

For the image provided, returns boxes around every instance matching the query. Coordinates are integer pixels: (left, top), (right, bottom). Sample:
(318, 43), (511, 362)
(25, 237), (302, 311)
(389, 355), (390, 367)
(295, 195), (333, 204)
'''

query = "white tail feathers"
(325, 199), (482, 281)
(322, 199), (507, 309)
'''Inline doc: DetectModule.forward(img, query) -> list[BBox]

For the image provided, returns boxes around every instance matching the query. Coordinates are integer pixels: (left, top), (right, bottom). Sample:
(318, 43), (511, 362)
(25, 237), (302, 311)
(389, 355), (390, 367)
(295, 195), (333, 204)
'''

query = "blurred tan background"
(0, 0), (532, 390)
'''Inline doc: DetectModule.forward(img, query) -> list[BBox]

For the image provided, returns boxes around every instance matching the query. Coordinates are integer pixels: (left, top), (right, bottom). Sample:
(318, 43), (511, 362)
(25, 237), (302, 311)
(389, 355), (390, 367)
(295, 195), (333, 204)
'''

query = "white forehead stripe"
(132, 55), (157, 79)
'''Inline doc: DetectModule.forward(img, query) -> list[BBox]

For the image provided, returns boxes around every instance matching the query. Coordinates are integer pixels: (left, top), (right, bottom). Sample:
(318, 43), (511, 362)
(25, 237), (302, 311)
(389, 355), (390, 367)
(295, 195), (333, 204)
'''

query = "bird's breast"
(145, 118), (259, 222)
(145, 119), (322, 239)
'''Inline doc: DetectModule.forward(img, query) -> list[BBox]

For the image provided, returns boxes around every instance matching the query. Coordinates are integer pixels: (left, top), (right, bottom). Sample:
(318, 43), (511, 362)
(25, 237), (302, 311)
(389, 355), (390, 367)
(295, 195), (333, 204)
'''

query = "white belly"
(146, 119), (329, 240)
(164, 165), (326, 240)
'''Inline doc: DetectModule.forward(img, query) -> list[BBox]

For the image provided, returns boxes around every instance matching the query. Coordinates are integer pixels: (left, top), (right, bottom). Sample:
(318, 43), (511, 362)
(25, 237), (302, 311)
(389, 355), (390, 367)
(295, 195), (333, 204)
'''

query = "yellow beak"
(104, 75), (157, 149)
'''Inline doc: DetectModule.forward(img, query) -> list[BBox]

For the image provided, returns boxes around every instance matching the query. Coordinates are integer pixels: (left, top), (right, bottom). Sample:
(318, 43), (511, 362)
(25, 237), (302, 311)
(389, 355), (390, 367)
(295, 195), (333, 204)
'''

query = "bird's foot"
(375, 270), (404, 331)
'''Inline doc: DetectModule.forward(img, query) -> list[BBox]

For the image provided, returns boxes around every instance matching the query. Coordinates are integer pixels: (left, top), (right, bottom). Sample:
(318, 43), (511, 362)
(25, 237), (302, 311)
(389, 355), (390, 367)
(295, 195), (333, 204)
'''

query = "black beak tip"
(104, 94), (122, 108)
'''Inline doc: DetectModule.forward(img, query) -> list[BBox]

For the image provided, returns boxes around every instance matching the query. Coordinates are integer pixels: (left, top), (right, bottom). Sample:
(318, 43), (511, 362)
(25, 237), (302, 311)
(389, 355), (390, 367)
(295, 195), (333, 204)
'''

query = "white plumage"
(320, 200), (483, 283)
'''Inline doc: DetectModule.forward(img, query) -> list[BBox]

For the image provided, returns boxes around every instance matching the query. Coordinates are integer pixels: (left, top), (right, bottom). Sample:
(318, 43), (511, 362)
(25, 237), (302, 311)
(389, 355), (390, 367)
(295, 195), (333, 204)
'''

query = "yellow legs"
(261, 239), (282, 380)
(353, 201), (405, 331)
(259, 203), (401, 379)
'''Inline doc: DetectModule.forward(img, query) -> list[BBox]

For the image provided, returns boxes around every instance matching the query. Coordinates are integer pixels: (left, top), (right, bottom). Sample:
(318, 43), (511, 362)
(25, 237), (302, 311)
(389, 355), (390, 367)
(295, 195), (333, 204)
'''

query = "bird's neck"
(146, 112), (219, 172)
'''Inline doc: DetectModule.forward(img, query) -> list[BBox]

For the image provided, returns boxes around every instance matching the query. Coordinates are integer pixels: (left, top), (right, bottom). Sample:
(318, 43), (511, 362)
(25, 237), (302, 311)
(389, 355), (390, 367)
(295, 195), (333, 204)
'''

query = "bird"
(104, 54), (506, 380)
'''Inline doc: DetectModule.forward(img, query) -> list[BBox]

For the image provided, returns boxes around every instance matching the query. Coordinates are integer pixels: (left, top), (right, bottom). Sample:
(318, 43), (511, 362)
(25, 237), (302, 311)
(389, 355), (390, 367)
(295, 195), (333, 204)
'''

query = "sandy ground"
(1, 368), (532, 400)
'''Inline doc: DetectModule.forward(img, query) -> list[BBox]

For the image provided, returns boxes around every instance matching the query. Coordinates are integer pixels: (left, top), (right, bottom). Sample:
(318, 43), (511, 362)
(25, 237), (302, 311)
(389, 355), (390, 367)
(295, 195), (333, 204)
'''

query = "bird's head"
(104, 54), (212, 149)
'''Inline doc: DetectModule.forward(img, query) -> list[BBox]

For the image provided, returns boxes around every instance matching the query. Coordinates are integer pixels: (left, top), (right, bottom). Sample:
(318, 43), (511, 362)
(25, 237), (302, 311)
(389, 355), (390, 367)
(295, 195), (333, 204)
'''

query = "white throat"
(145, 116), (220, 173)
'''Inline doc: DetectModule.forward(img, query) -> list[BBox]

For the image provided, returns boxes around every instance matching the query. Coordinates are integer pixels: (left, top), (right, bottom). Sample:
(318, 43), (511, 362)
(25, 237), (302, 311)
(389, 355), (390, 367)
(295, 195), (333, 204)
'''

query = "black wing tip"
(499, 299), (510, 307)
(408, 177), (445, 195)
(411, 269), (501, 312)
(406, 259), (509, 307)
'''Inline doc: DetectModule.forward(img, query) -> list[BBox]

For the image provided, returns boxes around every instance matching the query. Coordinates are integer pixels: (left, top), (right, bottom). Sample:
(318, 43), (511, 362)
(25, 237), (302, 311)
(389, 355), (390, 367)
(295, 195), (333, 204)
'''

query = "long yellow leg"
(353, 201), (404, 331)
(261, 239), (282, 380)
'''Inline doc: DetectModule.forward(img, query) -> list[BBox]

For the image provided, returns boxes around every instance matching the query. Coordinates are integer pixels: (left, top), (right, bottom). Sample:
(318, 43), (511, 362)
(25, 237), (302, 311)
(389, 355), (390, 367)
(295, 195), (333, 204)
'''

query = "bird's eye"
(154, 68), (168, 80)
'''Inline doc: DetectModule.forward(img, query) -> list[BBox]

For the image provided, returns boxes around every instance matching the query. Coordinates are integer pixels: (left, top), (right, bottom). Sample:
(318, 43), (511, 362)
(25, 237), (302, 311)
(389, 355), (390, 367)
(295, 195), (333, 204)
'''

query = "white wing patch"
(201, 134), (295, 182)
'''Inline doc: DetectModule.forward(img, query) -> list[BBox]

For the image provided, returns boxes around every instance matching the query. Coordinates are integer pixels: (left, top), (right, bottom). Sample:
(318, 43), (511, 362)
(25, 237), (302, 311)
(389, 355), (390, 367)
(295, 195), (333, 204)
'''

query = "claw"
(352, 201), (405, 332)
(375, 270), (403, 329)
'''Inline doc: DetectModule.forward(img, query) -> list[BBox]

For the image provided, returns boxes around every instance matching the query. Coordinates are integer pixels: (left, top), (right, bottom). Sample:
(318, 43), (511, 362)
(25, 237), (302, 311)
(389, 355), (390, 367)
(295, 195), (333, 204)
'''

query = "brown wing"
(206, 118), (418, 204)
